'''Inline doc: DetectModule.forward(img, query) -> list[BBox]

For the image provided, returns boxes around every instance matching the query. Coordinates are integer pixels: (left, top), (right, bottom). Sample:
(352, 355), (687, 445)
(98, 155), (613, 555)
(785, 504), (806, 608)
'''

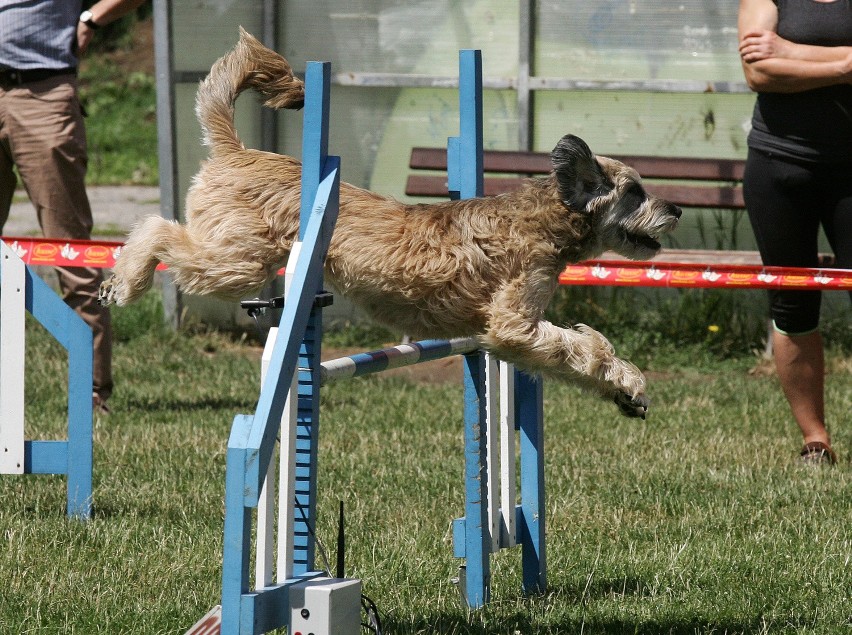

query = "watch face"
(80, 10), (93, 22)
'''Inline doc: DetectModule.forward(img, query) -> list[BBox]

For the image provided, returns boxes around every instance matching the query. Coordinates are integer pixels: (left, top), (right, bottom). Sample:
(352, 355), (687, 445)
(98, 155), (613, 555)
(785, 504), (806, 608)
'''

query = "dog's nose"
(670, 205), (682, 219)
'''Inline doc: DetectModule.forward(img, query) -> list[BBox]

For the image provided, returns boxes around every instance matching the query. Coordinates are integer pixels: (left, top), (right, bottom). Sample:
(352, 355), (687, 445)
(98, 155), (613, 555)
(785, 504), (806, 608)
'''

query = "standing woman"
(738, 0), (852, 465)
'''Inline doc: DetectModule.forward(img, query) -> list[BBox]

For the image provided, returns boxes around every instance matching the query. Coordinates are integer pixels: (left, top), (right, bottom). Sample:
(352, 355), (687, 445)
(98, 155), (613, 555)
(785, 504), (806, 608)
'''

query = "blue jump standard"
(2, 258), (94, 520)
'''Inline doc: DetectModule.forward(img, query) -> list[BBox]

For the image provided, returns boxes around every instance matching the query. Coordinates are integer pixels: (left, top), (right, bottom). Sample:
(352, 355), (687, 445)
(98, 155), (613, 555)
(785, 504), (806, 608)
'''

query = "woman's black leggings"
(743, 148), (852, 334)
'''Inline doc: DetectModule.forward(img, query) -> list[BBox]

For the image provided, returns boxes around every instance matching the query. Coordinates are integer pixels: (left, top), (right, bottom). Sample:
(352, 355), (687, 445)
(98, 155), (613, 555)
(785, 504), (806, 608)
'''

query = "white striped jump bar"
(318, 337), (480, 384)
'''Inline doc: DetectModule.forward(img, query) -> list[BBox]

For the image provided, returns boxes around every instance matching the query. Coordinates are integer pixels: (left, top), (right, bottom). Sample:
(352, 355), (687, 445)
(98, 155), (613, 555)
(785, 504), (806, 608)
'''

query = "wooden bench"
(406, 147), (834, 267)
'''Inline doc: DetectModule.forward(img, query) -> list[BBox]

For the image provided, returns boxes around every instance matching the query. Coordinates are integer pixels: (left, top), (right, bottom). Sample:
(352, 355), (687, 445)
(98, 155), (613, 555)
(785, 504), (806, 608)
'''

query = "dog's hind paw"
(614, 391), (649, 419)
(98, 277), (117, 307)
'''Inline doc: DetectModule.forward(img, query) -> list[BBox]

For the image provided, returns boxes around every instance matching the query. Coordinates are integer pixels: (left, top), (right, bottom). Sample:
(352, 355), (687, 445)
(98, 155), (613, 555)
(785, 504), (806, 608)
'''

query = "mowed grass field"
(1, 300), (850, 634)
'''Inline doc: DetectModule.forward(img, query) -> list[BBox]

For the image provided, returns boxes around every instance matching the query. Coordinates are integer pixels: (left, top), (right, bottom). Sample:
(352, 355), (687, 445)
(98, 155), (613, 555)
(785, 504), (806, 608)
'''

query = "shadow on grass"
(380, 610), (764, 635)
(122, 395), (256, 413)
(379, 579), (765, 634)
(449, 618), (761, 634)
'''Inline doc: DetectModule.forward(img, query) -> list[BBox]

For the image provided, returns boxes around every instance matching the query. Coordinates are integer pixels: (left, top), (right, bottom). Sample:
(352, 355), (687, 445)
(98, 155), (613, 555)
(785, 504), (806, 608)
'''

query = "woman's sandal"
(799, 441), (837, 466)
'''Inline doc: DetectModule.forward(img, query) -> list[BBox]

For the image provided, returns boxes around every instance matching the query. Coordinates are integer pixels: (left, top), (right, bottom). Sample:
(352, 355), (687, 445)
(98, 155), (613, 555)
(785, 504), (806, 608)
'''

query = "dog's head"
(551, 135), (681, 260)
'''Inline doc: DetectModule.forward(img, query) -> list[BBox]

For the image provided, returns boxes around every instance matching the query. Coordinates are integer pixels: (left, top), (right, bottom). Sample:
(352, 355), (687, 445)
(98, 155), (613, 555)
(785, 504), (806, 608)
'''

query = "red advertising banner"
(2, 237), (166, 271)
(4, 237), (850, 290)
(559, 260), (852, 290)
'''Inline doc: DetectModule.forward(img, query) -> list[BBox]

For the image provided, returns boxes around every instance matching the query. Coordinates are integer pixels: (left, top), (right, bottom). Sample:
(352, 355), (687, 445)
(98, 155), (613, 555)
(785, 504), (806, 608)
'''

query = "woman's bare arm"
(740, 29), (852, 64)
(738, 0), (852, 93)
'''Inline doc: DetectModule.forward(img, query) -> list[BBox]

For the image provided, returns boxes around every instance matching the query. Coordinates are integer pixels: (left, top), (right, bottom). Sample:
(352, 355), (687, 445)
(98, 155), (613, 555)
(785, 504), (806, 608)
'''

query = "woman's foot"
(799, 441), (837, 466)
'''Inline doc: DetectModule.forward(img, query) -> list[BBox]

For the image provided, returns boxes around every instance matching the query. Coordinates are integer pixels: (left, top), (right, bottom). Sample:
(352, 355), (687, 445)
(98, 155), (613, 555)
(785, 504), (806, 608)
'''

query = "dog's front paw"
(98, 277), (117, 307)
(614, 391), (649, 419)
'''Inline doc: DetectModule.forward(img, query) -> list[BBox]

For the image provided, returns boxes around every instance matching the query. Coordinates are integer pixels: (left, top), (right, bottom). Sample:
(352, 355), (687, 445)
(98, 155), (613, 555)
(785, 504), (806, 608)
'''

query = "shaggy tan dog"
(99, 29), (682, 417)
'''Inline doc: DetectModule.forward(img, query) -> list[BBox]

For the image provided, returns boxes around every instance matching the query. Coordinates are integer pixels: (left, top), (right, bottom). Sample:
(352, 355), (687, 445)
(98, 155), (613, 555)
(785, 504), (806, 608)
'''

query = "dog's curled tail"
(195, 27), (305, 158)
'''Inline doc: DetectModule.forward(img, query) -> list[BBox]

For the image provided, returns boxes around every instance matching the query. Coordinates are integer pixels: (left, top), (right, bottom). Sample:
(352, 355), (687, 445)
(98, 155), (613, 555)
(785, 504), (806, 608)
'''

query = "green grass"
(547, 285), (852, 359)
(1, 299), (850, 634)
(79, 60), (158, 186)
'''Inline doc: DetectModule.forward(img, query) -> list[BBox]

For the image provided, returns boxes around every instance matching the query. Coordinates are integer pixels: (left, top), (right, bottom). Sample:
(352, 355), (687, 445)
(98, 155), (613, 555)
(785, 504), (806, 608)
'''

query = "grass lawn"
(79, 17), (158, 186)
(1, 301), (850, 634)
(6, 14), (847, 633)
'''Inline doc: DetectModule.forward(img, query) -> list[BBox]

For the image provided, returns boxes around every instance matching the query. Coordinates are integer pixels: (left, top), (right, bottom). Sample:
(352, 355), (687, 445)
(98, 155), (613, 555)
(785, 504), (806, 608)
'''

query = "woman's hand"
(739, 29), (792, 63)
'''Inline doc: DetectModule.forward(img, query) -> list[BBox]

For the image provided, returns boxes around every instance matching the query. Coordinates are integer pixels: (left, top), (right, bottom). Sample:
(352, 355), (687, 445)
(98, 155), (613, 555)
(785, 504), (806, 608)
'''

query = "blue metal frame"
(450, 49), (547, 608)
(461, 350), (491, 607)
(220, 60), (340, 635)
(0, 258), (94, 520)
(447, 50), (483, 202)
(292, 61), (331, 577)
(293, 306), (323, 575)
(517, 371), (546, 594)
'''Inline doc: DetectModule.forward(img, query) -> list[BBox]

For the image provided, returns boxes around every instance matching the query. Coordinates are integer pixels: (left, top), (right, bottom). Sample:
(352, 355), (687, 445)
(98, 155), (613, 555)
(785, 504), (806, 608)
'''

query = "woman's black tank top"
(747, 0), (852, 162)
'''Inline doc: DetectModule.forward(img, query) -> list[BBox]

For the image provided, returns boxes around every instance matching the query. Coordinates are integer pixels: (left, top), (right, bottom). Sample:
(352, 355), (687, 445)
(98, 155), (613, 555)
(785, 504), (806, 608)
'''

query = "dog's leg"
(100, 213), (284, 306)
(99, 215), (175, 306)
(482, 288), (649, 417)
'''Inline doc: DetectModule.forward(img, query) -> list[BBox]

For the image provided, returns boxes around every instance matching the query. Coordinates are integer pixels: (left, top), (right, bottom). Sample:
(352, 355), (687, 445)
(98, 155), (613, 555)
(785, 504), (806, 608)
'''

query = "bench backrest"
(407, 147), (745, 210)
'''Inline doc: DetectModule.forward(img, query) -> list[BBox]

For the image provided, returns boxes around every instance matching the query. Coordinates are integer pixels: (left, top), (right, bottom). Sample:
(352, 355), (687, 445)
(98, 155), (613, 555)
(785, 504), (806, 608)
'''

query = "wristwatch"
(79, 10), (100, 30)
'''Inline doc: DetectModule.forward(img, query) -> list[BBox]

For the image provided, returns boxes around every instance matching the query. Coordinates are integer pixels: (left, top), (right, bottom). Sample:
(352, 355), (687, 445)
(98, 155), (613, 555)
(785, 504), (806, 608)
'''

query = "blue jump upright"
(219, 61), (340, 635)
(449, 50), (547, 608)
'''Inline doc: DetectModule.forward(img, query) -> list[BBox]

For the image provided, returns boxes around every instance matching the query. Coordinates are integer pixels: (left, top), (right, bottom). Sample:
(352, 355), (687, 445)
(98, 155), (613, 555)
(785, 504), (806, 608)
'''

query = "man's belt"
(0, 67), (76, 86)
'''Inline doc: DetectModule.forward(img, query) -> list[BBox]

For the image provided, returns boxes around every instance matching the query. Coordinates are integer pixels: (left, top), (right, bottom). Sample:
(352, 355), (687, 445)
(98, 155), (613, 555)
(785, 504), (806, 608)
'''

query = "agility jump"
(213, 50), (548, 635)
(0, 241), (94, 520)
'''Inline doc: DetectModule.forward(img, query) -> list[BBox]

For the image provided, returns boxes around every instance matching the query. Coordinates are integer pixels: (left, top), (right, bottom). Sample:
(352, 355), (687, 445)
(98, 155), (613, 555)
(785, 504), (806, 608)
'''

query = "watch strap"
(80, 11), (100, 29)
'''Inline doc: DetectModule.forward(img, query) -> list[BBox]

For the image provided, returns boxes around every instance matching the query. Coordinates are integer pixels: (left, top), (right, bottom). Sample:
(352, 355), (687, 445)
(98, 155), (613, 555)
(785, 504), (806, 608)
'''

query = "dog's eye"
(621, 184), (646, 210)
(628, 183), (645, 198)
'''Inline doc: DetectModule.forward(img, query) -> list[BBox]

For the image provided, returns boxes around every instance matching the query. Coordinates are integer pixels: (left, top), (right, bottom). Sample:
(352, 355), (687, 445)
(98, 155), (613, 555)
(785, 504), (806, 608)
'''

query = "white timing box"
(289, 577), (361, 635)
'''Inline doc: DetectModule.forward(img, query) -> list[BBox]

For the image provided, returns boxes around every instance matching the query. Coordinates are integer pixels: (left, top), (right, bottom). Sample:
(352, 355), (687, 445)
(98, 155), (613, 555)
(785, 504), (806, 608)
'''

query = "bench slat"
(648, 184), (744, 209)
(409, 147), (553, 173)
(609, 155), (745, 181)
(406, 175), (745, 209)
(405, 175), (529, 198)
(410, 147), (745, 181)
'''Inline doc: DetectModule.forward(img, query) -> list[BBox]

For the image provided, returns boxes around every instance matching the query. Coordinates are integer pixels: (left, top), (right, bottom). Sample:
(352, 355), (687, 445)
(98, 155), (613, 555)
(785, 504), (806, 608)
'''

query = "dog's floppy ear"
(551, 134), (611, 210)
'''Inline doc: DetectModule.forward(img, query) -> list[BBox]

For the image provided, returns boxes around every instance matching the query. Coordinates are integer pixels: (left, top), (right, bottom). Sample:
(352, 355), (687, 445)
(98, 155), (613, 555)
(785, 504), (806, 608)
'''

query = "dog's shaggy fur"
(99, 29), (682, 417)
